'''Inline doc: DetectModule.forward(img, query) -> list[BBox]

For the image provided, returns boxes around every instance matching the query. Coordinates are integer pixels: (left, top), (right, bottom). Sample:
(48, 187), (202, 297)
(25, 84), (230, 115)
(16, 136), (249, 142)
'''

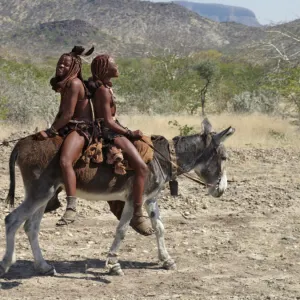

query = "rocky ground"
(0, 135), (300, 300)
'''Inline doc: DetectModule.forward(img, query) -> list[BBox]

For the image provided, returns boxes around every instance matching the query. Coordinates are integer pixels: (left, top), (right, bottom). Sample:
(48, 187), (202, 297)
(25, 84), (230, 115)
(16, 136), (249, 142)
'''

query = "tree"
(193, 60), (219, 116)
(257, 29), (300, 118)
(265, 66), (300, 118)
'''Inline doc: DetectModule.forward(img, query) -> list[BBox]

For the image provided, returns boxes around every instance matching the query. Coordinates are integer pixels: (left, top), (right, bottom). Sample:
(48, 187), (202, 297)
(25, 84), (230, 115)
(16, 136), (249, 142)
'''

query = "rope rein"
(140, 137), (210, 187)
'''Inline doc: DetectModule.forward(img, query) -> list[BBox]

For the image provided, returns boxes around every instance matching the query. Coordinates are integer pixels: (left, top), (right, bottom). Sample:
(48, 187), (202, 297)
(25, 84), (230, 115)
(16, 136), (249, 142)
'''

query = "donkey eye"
(221, 155), (227, 161)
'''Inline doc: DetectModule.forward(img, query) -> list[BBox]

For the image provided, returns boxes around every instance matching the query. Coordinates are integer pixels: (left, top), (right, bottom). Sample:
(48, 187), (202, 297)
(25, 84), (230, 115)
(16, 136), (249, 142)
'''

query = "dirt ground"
(1, 133), (300, 299)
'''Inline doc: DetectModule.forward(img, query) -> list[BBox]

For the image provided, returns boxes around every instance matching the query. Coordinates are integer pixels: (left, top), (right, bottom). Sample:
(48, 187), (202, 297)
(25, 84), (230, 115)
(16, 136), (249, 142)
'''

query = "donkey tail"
(6, 145), (19, 207)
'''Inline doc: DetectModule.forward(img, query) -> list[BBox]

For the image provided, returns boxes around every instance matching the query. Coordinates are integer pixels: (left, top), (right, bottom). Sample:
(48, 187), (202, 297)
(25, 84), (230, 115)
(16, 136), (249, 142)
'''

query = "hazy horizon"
(148, 0), (300, 25)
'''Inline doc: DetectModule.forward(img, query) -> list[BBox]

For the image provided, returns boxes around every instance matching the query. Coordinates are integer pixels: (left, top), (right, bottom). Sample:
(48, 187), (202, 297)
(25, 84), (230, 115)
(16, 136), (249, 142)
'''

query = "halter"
(140, 136), (216, 188)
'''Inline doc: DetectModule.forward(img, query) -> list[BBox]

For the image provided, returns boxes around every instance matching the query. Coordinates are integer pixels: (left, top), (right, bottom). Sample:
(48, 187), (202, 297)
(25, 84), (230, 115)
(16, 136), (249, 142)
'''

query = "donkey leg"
(0, 187), (55, 277)
(23, 205), (56, 276)
(106, 201), (133, 276)
(0, 200), (39, 276)
(145, 199), (176, 270)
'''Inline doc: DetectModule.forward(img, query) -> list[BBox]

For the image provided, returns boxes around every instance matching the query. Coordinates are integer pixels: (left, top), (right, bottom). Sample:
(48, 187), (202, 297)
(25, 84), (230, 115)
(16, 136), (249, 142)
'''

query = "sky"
(149, 0), (300, 25)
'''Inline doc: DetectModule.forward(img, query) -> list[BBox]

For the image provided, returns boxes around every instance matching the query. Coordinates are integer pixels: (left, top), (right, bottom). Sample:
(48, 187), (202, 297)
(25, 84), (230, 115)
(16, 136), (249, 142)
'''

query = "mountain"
(0, 0), (234, 58)
(1, 19), (143, 59)
(175, 2), (261, 27)
(0, 0), (299, 61)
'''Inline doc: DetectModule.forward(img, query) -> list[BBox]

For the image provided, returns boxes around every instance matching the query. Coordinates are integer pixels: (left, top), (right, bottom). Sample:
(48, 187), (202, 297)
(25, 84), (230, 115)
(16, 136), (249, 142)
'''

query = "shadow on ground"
(1, 258), (159, 285)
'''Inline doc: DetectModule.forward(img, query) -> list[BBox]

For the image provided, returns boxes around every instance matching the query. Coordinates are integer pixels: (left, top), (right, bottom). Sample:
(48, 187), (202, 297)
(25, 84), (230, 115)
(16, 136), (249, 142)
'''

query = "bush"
(0, 96), (9, 120)
(168, 120), (196, 136)
(230, 90), (280, 114)
(0, 58), (57, 124)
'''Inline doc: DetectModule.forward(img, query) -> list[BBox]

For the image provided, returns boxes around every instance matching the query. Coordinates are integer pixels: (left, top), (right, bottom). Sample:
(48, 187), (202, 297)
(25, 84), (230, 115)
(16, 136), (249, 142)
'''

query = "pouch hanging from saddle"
(107, 146), (126, 175)
(169, 180), (179, 196)
(82, 141), (104, 164)
(168, 139), (179, 196)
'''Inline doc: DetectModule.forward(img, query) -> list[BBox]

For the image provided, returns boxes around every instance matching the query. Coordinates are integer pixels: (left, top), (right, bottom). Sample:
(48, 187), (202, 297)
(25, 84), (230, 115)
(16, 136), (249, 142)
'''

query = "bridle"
(140, 136), (222, 188)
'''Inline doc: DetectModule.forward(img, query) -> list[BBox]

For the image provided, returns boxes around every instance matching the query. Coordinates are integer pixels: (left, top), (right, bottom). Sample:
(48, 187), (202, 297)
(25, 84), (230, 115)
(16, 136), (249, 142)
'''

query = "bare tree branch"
(265, 30), (300, 43)
(264, 42), (289, 61)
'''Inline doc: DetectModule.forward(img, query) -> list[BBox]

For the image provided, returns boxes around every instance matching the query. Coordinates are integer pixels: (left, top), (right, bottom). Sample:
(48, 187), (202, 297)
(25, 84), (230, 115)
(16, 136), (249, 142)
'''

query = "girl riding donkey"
(86, 54), (153, 235)
(36, 46), (94, 226)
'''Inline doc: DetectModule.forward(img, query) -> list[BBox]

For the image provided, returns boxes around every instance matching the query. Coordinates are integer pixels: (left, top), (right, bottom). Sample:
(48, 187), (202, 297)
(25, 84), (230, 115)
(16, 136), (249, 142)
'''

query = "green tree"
(194, 60), (220, 116)
(265, 66), (300, 118)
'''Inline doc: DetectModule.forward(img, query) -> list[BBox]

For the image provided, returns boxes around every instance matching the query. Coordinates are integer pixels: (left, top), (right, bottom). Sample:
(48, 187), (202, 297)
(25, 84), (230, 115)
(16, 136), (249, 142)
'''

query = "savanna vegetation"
(0, 49), (299, 129)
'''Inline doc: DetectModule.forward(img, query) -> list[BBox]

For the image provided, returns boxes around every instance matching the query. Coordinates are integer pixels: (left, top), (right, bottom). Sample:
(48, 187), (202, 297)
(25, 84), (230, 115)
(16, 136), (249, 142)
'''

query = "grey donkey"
(0, 118), (234, 276)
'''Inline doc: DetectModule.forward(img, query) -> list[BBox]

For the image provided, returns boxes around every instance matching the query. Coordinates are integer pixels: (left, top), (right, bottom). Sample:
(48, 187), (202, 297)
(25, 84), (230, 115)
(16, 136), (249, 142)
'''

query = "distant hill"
(0, 0), (299, 62)
(0, 0), (236, 58)
(1, 19), (141, 59)
(175, 2), (261, 27)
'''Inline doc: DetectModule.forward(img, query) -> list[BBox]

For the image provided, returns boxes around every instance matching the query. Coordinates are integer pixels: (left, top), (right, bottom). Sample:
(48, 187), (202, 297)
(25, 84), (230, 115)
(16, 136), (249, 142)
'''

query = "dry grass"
(0, 121), (46, 141)
(1, 114), (299, 149)
(119, 113), (300, 149)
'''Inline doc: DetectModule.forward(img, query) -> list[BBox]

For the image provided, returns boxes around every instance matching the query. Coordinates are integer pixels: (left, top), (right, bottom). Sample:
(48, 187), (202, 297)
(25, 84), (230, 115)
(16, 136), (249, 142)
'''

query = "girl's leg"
(57, 131), (85, 226)
(114, 137), (148, 226)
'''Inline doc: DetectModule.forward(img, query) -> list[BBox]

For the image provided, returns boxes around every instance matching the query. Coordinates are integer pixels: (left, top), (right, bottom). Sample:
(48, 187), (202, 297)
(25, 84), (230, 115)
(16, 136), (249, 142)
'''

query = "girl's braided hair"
(50, 46), (94, 94)
(85, 54), (112, 97)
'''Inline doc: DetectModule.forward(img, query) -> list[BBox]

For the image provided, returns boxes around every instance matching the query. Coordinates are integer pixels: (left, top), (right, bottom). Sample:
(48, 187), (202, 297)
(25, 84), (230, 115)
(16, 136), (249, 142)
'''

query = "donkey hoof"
(0, 264), (7, 277)
(108, 263), (124, 276)
(39, 265), (57, 276)
(163, 258), (176, 270)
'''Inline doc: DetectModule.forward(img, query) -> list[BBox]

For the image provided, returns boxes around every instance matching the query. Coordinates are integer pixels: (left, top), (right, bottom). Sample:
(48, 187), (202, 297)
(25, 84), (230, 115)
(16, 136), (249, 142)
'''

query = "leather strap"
(168, 139), (177, 180)
(140, 137), (209, 187)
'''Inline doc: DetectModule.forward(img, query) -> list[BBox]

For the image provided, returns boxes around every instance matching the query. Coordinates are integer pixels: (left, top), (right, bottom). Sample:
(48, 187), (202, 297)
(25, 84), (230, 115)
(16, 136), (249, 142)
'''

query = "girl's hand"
(125, 129), (143, 140)
(132, 130), (143, 139)
(35, 131), (49, 140)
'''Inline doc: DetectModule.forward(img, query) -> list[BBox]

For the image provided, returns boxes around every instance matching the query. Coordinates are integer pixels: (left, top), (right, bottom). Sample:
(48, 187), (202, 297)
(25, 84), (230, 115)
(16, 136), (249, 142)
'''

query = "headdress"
(50, 45), (94, 93)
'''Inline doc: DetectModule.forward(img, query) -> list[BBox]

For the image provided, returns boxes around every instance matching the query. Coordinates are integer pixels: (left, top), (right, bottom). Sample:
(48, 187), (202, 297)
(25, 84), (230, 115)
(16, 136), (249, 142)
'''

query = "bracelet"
(50, 125), (59, 135)
(45, 129), (55, 138)
(45, 126), (59, 137)
(125, 129), (134, 139)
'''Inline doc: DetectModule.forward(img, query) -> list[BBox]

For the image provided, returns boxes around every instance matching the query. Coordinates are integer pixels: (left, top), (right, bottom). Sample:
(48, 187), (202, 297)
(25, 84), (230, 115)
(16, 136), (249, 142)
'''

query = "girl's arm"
(51, 78), (82, 131)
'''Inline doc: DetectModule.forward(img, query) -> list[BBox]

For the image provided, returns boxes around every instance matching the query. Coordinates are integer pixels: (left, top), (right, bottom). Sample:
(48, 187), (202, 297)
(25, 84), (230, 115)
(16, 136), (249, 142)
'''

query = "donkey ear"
(201, 118), (213, 135)
(214, 126), (235, 144)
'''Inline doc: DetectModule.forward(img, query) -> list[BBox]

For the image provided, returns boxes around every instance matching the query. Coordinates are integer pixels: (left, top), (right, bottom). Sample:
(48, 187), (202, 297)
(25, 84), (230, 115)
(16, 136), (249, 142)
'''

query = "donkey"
(0, 119), (234, 276)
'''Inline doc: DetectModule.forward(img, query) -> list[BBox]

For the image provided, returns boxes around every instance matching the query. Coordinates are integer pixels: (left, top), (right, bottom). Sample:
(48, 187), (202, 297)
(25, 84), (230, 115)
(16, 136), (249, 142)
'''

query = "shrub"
(231, 90), (280, 114)
(0, 96), (9, 120)
(168, 120), (196, 136)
